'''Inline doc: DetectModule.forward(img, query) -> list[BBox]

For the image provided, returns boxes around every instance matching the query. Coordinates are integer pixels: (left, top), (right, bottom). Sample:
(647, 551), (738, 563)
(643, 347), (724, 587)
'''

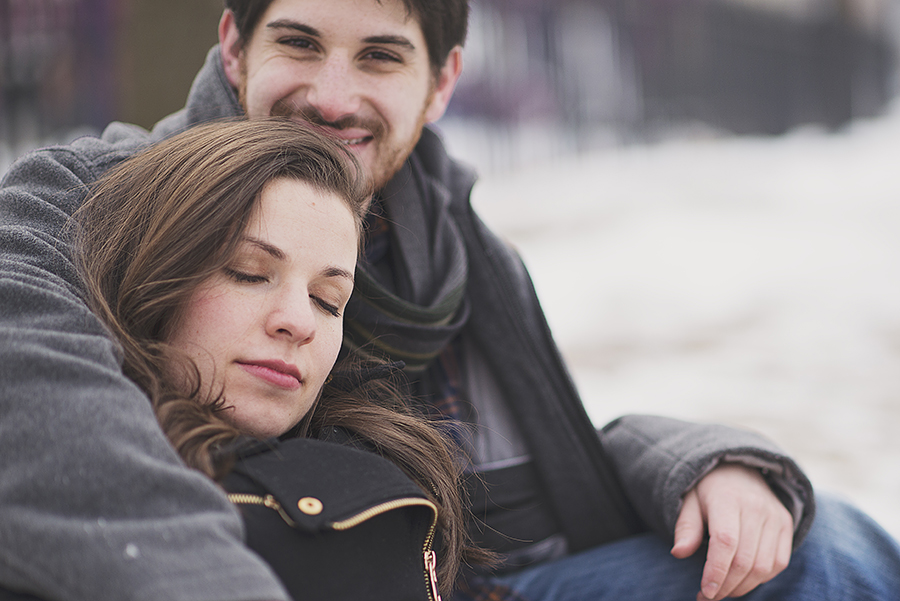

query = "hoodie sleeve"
(599, 414), (815, 548)
(0, 135), (288, 601)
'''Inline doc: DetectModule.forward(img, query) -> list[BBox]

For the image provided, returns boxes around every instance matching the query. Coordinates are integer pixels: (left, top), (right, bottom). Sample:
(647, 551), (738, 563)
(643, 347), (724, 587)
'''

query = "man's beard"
(238, 80), (426, 192)
(269, 99), (387, 141)
(270, 99), (418, 192)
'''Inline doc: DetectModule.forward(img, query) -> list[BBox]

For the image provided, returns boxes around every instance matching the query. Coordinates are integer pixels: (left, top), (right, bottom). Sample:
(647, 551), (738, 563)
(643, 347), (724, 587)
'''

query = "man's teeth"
(340, 137), (367, 145)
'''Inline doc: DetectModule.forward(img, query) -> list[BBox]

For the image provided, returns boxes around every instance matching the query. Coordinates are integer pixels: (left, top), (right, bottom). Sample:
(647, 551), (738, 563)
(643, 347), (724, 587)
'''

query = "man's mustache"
(270, 101), (387, 140)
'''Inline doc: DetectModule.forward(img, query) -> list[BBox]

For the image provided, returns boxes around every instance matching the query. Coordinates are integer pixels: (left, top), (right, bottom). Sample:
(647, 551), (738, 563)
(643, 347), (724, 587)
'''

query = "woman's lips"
(237, 360), (302, 391)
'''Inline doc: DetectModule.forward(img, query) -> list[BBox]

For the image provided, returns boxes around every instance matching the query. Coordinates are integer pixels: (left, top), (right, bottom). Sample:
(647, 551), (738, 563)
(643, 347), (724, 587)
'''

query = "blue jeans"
(478, 495), (900, 600)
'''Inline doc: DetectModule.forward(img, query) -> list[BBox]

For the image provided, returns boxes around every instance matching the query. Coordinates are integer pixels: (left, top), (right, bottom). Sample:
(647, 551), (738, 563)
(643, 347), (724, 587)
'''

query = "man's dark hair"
(224, 0), (468, 75)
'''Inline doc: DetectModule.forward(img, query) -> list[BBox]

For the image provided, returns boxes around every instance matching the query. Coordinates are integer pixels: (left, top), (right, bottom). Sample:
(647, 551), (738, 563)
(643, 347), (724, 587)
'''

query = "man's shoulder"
(3, 123), (150, 189)
(78, 121), (154, 170)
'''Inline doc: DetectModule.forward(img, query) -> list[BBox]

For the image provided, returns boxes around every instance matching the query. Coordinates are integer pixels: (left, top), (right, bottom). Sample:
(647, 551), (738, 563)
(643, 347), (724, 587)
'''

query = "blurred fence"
(628, 0), (895, 134)
(1, 0), (897, 171)
(447, 0), (896, 156)
(0, 0), (219, 169)
(0, 0), (118, 160)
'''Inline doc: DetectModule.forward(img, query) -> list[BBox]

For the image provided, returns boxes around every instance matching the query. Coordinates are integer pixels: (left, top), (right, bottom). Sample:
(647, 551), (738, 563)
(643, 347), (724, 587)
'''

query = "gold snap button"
(298, 497), (323, 515)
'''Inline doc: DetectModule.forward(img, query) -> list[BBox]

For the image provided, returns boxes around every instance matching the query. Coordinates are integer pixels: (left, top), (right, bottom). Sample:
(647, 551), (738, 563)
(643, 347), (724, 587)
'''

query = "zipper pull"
(424, 550), (442, 601)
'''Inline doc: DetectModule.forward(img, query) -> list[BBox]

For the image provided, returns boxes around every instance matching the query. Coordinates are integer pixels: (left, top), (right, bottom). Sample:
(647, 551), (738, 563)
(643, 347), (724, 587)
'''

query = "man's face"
(220, 0), (461, 191)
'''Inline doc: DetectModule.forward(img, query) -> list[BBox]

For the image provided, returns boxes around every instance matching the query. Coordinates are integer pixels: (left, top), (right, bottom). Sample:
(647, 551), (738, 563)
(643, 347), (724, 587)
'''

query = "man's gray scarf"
(343, 157), (470, 373)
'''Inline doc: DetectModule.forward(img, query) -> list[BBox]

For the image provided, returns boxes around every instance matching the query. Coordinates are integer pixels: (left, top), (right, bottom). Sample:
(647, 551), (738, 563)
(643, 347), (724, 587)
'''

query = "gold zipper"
(330, 497), (437, 530)
(331, 498), (442, 601)
(227, 493), (442, 600)
(417, 501), (441, 601)
(226, 493), (298, 527)
(424, 549), (442, 601)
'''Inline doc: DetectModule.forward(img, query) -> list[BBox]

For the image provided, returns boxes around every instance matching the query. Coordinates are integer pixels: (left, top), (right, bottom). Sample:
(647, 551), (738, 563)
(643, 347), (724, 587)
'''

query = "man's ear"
(219, 10), (244, 89)
(424, 46), (463, 123)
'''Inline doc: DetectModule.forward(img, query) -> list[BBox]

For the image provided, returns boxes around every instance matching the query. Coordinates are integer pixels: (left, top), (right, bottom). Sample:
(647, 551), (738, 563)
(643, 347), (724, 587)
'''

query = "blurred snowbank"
(456, 103), (900, 539)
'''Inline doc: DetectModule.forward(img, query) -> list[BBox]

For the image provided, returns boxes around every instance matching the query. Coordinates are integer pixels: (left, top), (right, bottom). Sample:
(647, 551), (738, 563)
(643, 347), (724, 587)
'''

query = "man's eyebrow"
(266, 19), (320, 37)
(363, 35), (417, 52)
(264, 20), (415, 53)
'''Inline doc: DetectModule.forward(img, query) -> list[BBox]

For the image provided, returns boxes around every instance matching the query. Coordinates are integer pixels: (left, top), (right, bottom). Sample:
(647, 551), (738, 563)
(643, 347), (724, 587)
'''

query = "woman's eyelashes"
(313, 296), (341, 318)
(224, 267), (268, 284)
(225, 265), (345, 318)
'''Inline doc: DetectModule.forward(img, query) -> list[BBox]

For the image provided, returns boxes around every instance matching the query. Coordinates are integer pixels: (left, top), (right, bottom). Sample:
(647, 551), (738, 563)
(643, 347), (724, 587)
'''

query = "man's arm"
(0, 137), (288, 601)
(600, 414), (814, 600)
(599, 414), (814, 542)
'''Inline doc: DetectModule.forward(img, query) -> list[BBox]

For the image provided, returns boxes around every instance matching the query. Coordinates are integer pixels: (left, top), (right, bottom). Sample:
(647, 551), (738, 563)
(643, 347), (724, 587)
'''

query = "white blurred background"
(439, 0), (900, 540)
(452, 106), (900, 540)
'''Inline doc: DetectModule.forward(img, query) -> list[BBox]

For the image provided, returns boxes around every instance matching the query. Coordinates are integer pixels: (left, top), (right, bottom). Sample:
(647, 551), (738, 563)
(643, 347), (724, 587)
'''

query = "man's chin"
(368, 129), (425, 193)
(351, 143), (398, 192)
(366, 157), (409, 193)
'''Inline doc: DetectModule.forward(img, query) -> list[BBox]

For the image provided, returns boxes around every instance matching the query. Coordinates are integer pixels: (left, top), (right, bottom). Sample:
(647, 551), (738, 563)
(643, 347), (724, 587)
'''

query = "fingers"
(670, 463), (796, 600)
(671, 489), (705, 559)
(691, 464), (795, 601)
(725, 505), (793, 598)
(698, 497), (742, 600)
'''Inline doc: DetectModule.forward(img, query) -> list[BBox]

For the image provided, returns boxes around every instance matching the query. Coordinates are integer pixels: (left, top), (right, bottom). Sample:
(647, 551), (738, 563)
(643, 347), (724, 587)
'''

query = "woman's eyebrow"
(245, 237), (286, 260)
(323, 266), (355, 283)
(243, 237), (354, 283)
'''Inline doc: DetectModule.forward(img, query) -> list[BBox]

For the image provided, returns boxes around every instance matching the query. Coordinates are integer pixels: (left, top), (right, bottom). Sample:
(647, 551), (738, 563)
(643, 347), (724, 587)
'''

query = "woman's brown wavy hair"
(72, 118), (486, 589)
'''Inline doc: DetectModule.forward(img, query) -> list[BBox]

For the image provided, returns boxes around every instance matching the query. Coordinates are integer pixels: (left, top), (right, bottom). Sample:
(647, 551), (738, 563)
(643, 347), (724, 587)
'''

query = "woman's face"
(166, 177), (358, 438)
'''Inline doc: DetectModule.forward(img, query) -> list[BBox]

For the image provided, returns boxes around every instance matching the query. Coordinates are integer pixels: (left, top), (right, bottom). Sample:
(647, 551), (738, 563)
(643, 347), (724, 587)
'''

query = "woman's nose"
(265, 291), (317, 344)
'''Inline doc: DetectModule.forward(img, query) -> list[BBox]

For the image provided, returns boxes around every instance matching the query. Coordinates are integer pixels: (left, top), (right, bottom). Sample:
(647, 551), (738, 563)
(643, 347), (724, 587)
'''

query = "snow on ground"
(447, 106), (900, 540)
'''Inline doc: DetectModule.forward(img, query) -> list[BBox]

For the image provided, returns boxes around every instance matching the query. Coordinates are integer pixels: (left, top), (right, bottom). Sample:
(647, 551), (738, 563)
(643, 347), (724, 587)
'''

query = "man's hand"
(670, 463), (794, 600)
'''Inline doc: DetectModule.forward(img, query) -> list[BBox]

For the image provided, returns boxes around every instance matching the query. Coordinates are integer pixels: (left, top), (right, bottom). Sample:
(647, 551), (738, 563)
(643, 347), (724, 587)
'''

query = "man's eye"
(364, 49), (402, 63)
(279, 37), (317, 51)
(225, 268), (268, 284)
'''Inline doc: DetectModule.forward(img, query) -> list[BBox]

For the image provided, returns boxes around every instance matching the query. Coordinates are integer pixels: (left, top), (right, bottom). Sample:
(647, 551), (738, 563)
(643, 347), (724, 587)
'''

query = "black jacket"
(223, 437), (442, 601)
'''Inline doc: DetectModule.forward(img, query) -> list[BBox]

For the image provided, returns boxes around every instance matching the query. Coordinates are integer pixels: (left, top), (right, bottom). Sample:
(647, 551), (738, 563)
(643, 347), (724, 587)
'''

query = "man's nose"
(305, 54), (363, 123)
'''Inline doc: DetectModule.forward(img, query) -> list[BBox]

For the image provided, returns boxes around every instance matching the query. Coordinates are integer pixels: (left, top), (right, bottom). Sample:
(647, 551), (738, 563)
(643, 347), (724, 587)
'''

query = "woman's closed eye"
(312, 296), (341, 318)
(224, 267), (269, 284)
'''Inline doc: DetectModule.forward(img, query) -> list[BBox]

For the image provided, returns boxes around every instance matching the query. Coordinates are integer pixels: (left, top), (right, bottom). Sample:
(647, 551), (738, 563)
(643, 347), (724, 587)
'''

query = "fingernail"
(702, 582), (719, 599)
